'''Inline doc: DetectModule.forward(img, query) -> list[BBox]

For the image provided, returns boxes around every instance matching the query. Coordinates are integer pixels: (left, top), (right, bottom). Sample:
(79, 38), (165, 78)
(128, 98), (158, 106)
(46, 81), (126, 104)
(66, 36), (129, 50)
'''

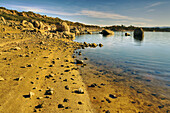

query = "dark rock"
(101, 29), (114, 35)
(109, 94), (117, 99)
(158, 105), (164, 109)
(89, 83), (97, 87)
(125, 33), (130, 36)
(78, 101), (83, 105)
(84, 58), (88, 60)
(134, 28), (144, 41)
(76, 60), (84, 64)
(74, 88), (84, 94)
(63, 98), (69, 102)
(45, 88), (54, 95)
(58, 104), (64, 108)
(105, 98), (111, 103)
(35, 104), (43, 108)
(99, 43), (103, 47)
(65, 85), (69, 90)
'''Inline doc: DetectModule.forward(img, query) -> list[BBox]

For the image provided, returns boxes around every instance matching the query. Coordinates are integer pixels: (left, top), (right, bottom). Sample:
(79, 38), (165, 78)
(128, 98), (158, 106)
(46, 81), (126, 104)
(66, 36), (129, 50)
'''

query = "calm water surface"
(74, 32), (170, 88)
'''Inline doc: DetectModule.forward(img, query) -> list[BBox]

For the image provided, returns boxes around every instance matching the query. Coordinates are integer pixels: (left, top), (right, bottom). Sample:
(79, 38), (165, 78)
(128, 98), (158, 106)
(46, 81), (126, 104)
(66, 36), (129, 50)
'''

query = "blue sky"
(1, 0), (170, 27)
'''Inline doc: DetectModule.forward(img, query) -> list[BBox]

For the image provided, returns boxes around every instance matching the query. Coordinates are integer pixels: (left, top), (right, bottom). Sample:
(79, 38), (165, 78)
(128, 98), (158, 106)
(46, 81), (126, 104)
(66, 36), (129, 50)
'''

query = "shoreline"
(75, 51), (170, 113)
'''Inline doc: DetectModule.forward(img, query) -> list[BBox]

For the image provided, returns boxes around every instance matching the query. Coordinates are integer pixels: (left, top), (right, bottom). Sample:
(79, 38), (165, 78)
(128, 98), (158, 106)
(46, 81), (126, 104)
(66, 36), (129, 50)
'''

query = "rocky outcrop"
(101, 29), (114, 35)
(0, 17), (6, 24)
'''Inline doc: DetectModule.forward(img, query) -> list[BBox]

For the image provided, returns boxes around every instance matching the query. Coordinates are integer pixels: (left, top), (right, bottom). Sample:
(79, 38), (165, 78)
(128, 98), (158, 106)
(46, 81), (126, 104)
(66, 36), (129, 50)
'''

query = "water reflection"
(134, 36), (144, 42)
(102, 34), (114, 37)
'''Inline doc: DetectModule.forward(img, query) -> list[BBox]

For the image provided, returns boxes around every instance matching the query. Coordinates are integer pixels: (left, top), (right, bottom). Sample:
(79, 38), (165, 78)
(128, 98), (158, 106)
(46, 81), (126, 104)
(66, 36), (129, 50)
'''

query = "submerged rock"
(99, 43), (103, 47)
(125, 32), (130, 36)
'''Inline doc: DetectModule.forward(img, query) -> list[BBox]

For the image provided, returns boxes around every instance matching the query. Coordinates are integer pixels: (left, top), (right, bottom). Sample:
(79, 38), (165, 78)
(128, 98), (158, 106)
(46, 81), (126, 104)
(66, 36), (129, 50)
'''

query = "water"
(74, 32), (170, 88)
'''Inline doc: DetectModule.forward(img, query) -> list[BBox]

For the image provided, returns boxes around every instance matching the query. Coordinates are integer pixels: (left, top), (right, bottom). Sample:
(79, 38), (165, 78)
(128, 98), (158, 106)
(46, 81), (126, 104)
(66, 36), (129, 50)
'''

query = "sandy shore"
(0, 24), (94, 113)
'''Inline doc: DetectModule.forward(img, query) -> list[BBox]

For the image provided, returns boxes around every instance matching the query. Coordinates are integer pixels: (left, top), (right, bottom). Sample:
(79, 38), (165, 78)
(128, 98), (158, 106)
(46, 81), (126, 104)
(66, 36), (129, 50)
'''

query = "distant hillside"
(104, 25), (170, 32)
(0, 7), (100, 28)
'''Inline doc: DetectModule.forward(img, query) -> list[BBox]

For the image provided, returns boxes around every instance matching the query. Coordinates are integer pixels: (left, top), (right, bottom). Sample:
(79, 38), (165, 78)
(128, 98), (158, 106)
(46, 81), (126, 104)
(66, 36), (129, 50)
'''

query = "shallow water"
(74, 32), (170, 94)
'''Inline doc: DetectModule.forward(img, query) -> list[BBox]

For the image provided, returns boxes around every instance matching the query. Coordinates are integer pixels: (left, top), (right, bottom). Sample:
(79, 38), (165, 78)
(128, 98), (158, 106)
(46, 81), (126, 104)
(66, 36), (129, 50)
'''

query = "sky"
(0, 0), (170, 27)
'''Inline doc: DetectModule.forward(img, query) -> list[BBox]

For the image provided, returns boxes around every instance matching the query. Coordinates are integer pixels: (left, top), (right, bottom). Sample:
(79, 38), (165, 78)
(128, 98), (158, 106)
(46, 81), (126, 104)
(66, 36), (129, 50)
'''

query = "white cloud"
(147, 9), (155, 12)
(79, 10), (134, 20)
(145, 2), (165, 8)
(6, 5), (151, 21)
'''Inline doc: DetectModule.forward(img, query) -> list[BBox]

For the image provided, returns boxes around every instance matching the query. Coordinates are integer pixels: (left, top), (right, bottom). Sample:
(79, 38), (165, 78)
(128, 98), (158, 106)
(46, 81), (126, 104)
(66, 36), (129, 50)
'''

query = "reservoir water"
(74, 31), (170, 97)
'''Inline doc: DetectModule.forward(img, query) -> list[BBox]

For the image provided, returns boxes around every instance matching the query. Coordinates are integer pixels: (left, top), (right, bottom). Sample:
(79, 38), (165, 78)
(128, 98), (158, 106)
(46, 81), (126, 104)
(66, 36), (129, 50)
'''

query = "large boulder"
(21, 20), (34, 28)
(33, 21), (40, 28)
(0, 16), (6, 24)
(101, 29), (114, 35)
(56, 22), (70, 32)
(21, 20), (27, 27)
(70, 27), (80, 35)
(39, 21), (44, 30)
(134, 28), (144, 37)
(63, 31), (75, 40)
(134, 28), (144, 40)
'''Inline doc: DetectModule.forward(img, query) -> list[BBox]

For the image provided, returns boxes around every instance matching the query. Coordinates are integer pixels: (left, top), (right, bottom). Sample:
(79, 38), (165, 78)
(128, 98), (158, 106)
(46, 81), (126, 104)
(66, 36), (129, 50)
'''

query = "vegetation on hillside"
(0, 7), (100, 29)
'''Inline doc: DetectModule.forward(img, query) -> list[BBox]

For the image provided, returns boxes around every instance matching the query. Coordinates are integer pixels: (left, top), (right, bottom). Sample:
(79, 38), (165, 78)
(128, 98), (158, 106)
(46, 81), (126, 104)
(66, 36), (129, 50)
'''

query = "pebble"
(78, 101), (83, 105)
(63, 98), (69, 102)
(89, 83), (97, 87)
(35, 103), (43, 108)
(49, 74), (55, 77)
(29, 92), (35, 98)
(49, 65), (54, 67)
(0, 76), (4, 81)
(14, 77), (23, 81)
(45, 88), (54, 95)
(65, 85), (69, 90)
(37, 97), (43, 99)
(74, 88), (84, 94)
(109, 94), (117, 99)
(27, 64), (33, 67)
